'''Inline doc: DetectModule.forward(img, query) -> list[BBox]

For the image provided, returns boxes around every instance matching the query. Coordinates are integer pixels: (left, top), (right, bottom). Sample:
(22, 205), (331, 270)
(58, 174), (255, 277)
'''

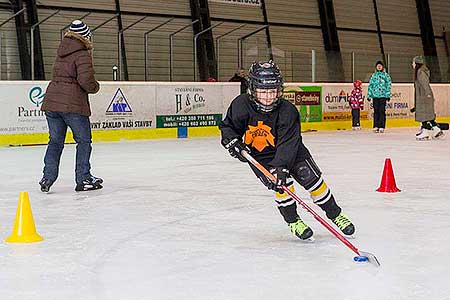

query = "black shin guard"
(277, 202), (299, 224)
(316, 195), (341, 220)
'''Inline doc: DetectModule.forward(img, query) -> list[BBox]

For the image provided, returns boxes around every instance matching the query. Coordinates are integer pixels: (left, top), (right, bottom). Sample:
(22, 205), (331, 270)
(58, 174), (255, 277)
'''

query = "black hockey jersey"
(219, 94), (311, 169)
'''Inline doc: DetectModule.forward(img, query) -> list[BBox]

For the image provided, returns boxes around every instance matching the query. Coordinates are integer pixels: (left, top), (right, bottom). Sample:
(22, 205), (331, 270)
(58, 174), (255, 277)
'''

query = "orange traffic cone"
(5, 192), (43, 243)
(376, 158), (401, 193)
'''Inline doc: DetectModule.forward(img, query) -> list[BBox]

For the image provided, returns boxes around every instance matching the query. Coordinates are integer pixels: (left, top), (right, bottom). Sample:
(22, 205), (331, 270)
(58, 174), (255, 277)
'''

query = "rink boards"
(0, 81), (239, 146)
(1, 81), (450, 146)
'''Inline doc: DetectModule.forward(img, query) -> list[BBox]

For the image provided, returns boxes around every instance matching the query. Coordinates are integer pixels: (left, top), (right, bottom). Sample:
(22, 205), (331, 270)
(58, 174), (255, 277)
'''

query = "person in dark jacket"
(411, 56), (444, 140)
(229, 68), (248, 94)
(39, 20), (102, 193)
(220, 61), (355, 240)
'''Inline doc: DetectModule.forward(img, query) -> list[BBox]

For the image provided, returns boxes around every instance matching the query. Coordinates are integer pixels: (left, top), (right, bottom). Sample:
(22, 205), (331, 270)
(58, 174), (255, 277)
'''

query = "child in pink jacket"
(349, 80), (364, 130)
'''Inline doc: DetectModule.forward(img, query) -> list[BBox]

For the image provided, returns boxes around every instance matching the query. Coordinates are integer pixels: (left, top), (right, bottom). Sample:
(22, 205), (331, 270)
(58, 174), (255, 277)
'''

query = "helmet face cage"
(248, 61), (284, 113)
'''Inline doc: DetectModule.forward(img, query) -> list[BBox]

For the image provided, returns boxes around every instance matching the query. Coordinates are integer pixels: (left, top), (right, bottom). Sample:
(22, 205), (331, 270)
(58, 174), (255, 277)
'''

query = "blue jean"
(43, 111), (92, 184)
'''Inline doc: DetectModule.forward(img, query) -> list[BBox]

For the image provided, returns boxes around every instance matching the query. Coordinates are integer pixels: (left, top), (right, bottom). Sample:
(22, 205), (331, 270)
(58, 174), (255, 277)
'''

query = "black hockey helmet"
(247, 60), (284, 113)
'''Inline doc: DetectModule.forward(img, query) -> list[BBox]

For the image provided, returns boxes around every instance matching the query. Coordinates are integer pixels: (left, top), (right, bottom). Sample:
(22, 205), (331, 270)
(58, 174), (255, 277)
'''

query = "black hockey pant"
(250, 157), (342, 224)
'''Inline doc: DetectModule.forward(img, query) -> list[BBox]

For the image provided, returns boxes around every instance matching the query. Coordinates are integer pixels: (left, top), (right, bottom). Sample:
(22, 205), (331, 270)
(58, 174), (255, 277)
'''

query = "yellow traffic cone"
(5, 192), (43, 243)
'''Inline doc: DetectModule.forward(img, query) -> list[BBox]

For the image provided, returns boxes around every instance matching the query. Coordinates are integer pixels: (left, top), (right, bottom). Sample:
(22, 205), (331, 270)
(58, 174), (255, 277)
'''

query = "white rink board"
(0, 82), (240, 135)
(0, 82), (49, 134)
(0, 81), (449, 135)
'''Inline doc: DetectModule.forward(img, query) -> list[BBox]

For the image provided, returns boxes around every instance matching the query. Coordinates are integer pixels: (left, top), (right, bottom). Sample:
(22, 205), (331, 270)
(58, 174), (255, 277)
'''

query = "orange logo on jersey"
(244, 121), (275, 152)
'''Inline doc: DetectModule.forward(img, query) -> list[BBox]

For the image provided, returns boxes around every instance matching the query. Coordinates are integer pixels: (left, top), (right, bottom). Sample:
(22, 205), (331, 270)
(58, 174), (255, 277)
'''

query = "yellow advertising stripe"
(91, 128), (178, 142)
(301, 117), (450, 132)
(0, 128), (178, 147)
(0, 127), (218, 146)
(0, 133), (50, 146)
(310, 181), (327, 197)
(2, 118), (449, 147)
(187, 126), (221, 137)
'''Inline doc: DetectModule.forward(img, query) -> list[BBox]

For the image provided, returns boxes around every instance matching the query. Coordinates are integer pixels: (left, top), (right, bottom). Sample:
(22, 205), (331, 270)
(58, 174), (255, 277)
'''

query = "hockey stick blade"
(358, 251), (381, 267)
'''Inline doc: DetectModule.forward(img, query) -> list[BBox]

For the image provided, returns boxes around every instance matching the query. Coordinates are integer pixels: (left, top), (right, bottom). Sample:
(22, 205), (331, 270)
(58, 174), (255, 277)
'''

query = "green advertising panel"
(156, 114), (222, 128)
(283, 86), (322, 122)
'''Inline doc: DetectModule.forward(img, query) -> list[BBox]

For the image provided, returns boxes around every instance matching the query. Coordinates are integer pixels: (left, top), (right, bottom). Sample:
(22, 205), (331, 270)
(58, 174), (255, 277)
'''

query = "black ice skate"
(39, 177), (54, 193)
(288, 219), (314, 240)
(75, 176), (103, 192)
(332, 213), (355, 236)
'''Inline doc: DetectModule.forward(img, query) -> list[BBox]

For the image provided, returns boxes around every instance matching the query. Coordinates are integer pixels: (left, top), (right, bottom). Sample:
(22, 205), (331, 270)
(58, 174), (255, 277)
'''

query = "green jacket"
(368, 71), (392, 99)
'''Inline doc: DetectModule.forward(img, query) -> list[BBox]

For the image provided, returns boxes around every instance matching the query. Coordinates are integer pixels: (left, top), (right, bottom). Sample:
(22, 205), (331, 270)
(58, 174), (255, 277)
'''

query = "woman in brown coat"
(39, 20), (103, 192)
(412, 56), (444, 140)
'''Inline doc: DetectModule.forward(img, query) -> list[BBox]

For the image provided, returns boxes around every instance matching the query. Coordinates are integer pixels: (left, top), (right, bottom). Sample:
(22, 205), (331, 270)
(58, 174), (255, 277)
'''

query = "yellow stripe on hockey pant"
(275, 184), (295, 199)
(310, 181), (327, 197)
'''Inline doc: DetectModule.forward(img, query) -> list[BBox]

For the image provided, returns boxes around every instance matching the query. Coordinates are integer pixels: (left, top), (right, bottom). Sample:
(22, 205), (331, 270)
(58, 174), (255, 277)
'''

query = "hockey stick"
(241, 150), (381, 267)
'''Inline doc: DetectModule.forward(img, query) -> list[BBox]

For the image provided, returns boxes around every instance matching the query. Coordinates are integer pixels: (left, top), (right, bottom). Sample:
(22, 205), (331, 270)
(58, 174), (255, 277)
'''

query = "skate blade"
(432, 132), (444, 139)
(343, 233), (356, 240)
(75, 184), (103, 192)
(300, 236), (315, 242)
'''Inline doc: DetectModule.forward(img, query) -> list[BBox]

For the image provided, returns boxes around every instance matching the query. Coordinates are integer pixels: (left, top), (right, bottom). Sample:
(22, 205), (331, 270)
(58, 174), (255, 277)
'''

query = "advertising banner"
(155, 84), (224, 128)
(0, 81), (447, 139)
(321, 84), (369, 121)
(0, 82), (239, 135)
(0, 82), (49, 134)
(222, 84), (241, 117)
(431, 85), (450, 117)
(366, 85), (414, 119)
(89, 84), (156, 130)
(284, 85), (322, 122)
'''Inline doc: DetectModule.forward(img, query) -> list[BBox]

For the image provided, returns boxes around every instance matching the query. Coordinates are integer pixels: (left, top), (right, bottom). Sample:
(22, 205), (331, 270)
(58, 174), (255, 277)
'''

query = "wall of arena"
(1, 0), (450, 82)
(0, 81), (449, 146)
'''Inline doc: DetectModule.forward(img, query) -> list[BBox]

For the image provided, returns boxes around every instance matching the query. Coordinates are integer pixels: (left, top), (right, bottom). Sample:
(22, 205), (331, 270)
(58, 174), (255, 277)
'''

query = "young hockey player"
(219, 61), (355, 240)
(349, 80), (364, 130)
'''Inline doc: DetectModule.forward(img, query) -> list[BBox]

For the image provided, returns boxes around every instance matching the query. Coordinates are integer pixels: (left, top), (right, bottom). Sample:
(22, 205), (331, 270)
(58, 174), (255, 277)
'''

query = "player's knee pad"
(291, 158), (333, 205)
(274, 178), (295, 207)
(290, 157), (322, 190)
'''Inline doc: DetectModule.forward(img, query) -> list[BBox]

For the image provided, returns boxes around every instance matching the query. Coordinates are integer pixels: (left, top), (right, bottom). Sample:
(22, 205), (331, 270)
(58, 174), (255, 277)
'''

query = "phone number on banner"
(156, 114), (222, 128)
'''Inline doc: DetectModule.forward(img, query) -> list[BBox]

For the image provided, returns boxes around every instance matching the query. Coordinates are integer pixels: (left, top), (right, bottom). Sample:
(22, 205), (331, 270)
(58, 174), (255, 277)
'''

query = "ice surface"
(0, 127), (449, 300)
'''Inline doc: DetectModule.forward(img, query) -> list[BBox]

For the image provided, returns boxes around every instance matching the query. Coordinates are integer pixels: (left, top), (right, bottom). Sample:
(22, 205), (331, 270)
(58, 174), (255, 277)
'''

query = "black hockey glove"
(223, 138), (249, 162)
(267, 167), (289, 193)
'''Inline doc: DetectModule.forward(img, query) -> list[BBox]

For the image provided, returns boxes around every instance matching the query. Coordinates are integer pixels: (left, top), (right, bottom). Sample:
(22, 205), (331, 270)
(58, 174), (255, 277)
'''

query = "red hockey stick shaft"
(241, 150), (361, 256)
